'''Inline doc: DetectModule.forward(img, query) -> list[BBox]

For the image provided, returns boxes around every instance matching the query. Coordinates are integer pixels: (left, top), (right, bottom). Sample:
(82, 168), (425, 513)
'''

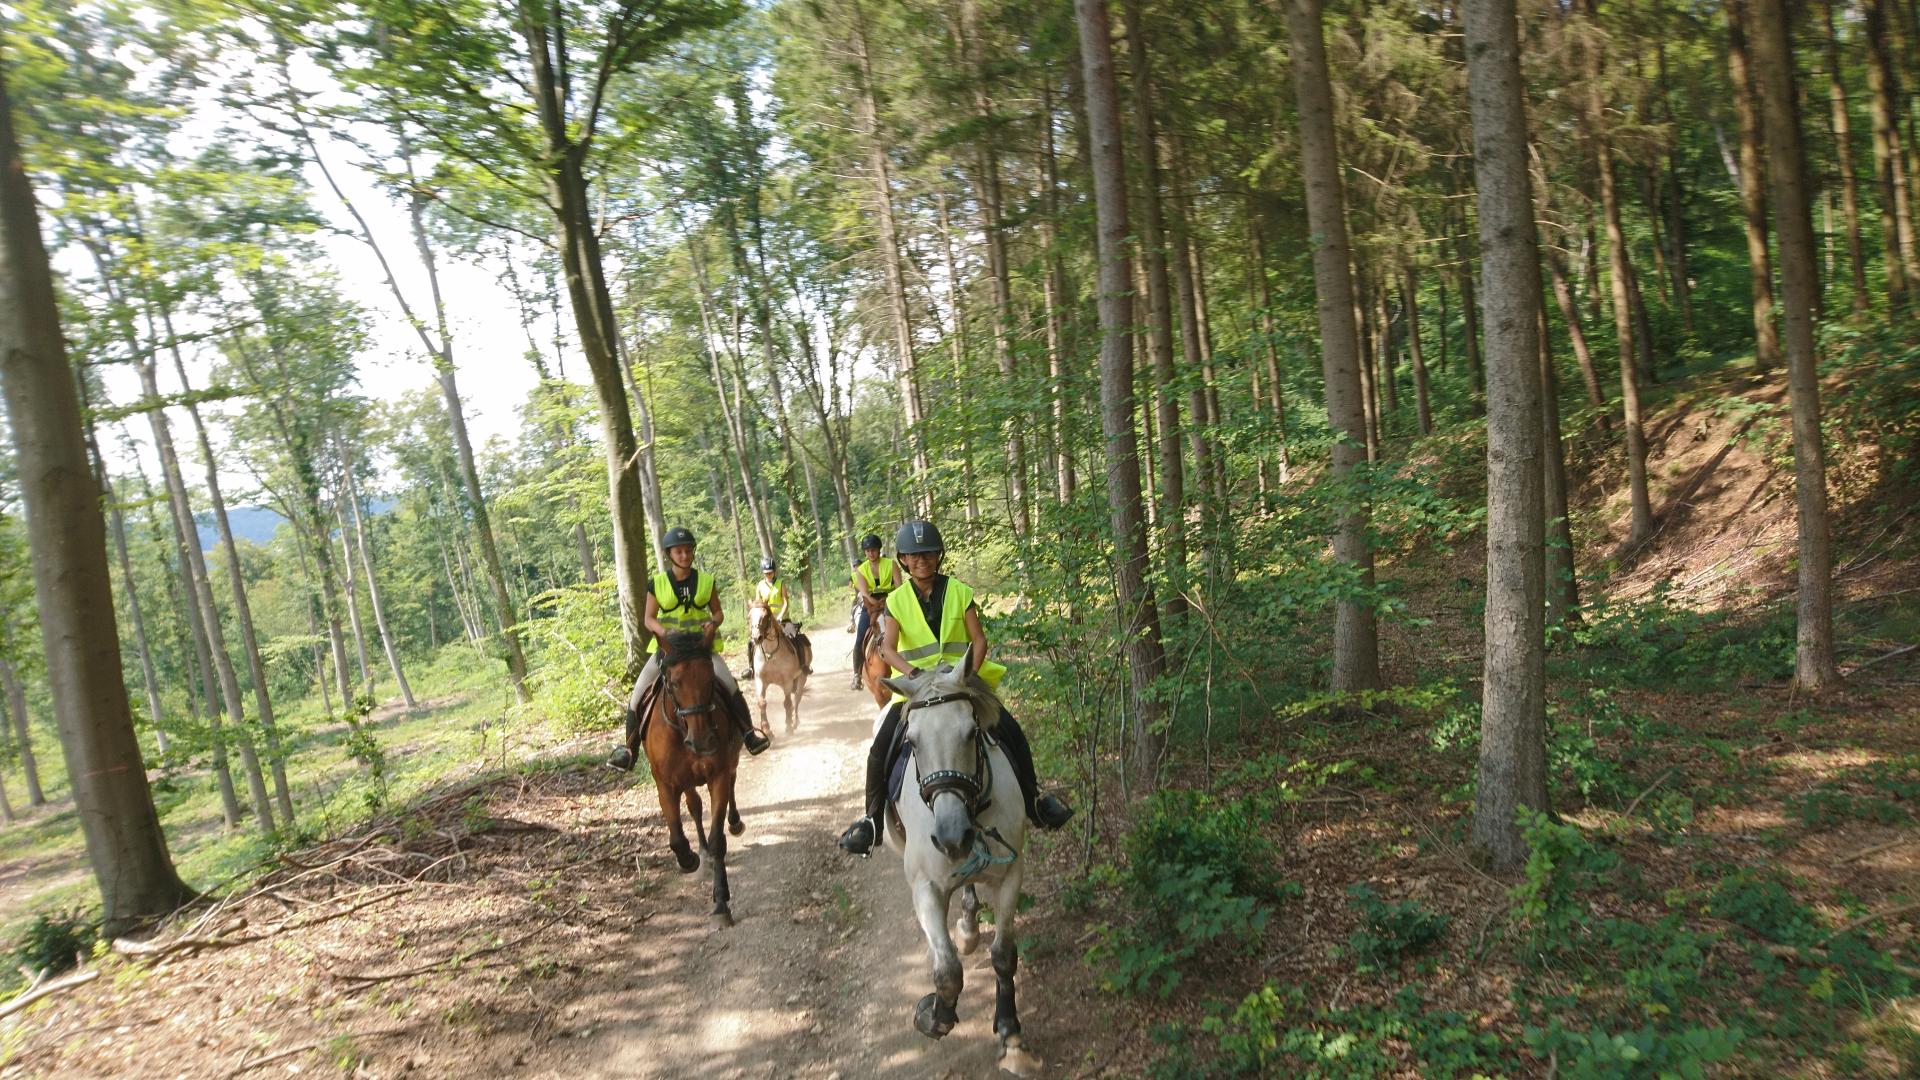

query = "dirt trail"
(573, 624), (1050, 1079)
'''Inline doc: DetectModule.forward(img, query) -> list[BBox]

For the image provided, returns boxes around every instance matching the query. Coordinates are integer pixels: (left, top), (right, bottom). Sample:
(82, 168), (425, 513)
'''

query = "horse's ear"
(880, 668), (922, 700)
(957, 649), (975, 681)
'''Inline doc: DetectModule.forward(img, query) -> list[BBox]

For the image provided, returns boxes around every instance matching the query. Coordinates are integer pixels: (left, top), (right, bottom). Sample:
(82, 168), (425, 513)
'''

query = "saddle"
(624, 679), (664, 759)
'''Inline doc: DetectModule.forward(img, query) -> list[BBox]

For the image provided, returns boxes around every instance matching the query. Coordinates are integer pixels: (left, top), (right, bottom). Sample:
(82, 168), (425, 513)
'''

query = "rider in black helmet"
(837, 519), (1073, 856)
(607, 525), (770, 769)
(749, 554), (812, 677)
(849, 532), (895, 691)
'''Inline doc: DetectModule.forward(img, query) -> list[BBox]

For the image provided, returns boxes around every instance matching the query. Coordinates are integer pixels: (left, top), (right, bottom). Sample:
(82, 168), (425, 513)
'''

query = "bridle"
(658, 651), (719, 753)
(749, 604), (789, 658)
(906, 692), (995, 815)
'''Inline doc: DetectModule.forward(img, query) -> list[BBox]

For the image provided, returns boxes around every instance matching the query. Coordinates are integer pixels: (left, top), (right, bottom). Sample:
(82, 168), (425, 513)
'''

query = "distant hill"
(195, 500), (393, 551)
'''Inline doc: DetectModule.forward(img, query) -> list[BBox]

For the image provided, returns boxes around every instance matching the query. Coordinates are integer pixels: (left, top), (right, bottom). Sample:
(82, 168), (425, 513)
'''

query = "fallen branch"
(227, 1025), (413, 1077)
(1764, 942), (1920, 980)
(1845, 643), (1918, 677)
(0, 968), (98, 1020)
(332, 914), (564, 987)
(1621, 767), (1680, 819)
(1842, 834), (1919, 863)
(1832, 899), (1920, 938)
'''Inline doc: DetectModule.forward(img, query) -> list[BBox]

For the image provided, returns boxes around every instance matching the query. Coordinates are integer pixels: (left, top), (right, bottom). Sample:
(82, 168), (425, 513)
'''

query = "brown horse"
(641, 631), (745, 926)
(859, 602), (893, 708)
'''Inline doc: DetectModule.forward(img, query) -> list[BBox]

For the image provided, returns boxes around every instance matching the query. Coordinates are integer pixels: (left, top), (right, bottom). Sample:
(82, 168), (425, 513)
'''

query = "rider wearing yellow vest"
(607, 525), (769, 769)
(837, 519), (1074, 856)
(748, 556), (812, 677)
(850, 534), (896, 690)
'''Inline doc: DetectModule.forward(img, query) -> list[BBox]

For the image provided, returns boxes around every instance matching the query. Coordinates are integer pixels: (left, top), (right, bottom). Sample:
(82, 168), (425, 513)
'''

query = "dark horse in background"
(636, 631), (745, 926)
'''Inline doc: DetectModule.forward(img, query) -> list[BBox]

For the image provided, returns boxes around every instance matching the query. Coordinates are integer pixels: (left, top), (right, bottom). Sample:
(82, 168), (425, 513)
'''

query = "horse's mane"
(660, 631), (710, 661)
(902, 665), (1002, 732)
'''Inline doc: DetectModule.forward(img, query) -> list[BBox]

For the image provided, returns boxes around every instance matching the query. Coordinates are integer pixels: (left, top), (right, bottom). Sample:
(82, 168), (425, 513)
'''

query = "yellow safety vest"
(885, 576), (1005, 701)
(857, 557), (898, 596)
(648, 569), (714, 653)
(755, 577), (787, 620)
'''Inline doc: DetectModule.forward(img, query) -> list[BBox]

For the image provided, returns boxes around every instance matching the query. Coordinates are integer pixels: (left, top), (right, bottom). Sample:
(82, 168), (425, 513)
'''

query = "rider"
(849, 533), (896, 691)
(836, 519), (1074, 856)
(607, 525), (770, 770)
(749, 556), (813, 676)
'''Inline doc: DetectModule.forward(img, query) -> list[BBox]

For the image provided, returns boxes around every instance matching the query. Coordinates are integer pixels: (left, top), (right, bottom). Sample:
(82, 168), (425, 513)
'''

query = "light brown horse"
(858, 600), (893, 708)
(641, 631), (745, 925)
(746, 600), (808, 734)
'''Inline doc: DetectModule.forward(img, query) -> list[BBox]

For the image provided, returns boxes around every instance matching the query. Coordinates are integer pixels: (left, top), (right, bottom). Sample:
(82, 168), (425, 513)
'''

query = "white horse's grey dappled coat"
(876, 659), (1040, 1076)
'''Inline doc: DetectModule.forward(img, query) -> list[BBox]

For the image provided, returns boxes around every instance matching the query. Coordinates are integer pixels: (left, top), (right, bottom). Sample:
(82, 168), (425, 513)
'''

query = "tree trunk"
(1545, 248), (1609, 413)
(1581, 0), (1656, 546)
(100, 462), (169, 756)
(1822, 0), (1868, 314)
(1457, 252), (1486, 414)
(1166, 145), (1220, 581)
(0, 659), (42, 805)
(1750, 0), (1842, 690)
(1404, 268), (1433, 435)
(1539, 305), (1581, 627)
(1727, 0), (1783, 370)
(0, 71), (194, 925)
(1285, 0), (1383, 694)
(1077, 0), (1172, 780)
(1866, 0), (1918, 305)
(1041, 80), (1078, 505)
(1465, 0), (1550, 873)
(343, 447), (417, 709)
(1123, 0), (1190, 617)
(617, 348), (669, 572)
(171, 358), (295, 826)
(1248, 209), (1293, 480)
(333, 499), (374, 694)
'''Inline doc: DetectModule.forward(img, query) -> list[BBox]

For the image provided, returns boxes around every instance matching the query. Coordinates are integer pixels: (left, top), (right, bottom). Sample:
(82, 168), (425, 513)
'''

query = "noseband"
(907, 693), (995, 814)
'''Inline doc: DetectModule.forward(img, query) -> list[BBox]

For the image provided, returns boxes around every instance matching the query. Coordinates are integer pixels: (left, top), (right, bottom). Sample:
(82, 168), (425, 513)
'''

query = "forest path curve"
(573, 623), (1053, 1080)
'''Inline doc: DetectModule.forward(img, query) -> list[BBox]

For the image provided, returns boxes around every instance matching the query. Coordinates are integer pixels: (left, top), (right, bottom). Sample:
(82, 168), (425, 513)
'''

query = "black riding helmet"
(860, 533), (883, 551)
(662, 525), (696, 550)
(895, 519), (944, 555)
(760, 556), (777, 572)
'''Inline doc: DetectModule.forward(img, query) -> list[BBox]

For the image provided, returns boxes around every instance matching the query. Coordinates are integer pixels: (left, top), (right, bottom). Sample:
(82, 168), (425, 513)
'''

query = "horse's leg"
(726, 790), (743, 836)
(954, 883), (981, 955)
(910, 879), (962, 1039)
(707, 770), (736, 926)
(657, 781), (699, 873)
(686, 788), (708, 856)
(987, 870), (1039, 1076)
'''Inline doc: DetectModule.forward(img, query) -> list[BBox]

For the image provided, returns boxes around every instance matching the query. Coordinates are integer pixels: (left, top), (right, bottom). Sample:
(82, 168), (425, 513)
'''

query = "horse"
(640, 631), (745, 926)
(857, 601), (892, 708)
(877, 657), (1039, 1076)
(746, 599), (807, 734)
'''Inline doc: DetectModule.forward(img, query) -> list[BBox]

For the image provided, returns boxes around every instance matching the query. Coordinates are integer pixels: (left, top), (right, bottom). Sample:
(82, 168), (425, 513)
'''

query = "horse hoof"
(997, 1035), (1041, 1078)
(728, 818), (745, 837)
(673, 846), (700, 873)
(712, 907), (734, 928)
(913, 993), (956, 1039)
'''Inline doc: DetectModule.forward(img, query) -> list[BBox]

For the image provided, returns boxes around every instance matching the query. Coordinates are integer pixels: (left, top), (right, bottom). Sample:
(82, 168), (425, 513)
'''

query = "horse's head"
(746, 600), (773, 644)
(882, 655), (1001, 860)
(659, 631), (723, 756)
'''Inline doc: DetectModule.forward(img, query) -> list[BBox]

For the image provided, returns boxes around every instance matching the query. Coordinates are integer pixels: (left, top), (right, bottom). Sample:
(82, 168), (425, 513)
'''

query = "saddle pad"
(888, 745), (911, 806)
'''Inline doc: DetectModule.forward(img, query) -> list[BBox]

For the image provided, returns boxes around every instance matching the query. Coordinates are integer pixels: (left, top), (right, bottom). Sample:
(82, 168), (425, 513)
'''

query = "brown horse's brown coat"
(642, 641), (745, 923)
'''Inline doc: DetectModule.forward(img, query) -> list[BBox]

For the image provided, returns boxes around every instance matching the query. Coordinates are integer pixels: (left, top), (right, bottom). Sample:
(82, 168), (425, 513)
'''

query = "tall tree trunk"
(1285, 0), (1383, 694)
(1465, 0), (1550, 873)
(1823, 0), (1868, 315)
(1656, 42), (1697, 331)
(0, 71), (194, 925)
(1123, 0), (1190, 616)
(1866, 0), (1918, 305)
(1581, 0), (1656, 545)
(99, 461), (169, 756)
(1249, 209), (1292, 480)
(333, 499), (374, 694)
(1404, 268), (1433, 435)
(1077, 0), (1172, 780)
(1727, 0), (1783, 370)
(849, 0), (932, 511)
(343, 448), (417, 709)
(1750, 0), (1842, 689)
(0, 659), (42, 805)
(1456, 248), (1486, 414)
(1167, 146), (1220, 581)
(1041, 81), (1078, 505)
(617, 348), (669, 572)
(1539, 305), (1581, 626)
(1545, 248), (1609, 414)
(171, 358), (295, 825)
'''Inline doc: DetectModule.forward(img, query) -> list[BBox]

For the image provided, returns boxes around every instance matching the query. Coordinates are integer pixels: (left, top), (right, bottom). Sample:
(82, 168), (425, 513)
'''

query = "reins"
(658, 653), (718, 751)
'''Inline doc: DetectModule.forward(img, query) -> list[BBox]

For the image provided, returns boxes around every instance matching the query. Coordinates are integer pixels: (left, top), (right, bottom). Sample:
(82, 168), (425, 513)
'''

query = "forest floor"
(0, 627), (1120, 1079)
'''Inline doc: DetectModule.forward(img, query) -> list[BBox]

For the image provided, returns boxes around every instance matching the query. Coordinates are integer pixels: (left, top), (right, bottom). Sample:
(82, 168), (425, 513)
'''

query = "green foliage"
(1521, 1021), (1740, 1080)
(1509, 811), (1620, 943)
(1563, 590), (1793, 690)
(1344, 884), (1448, 972)
(8, 909), (97, 980)
(1786, 755), (1920, 828)
(523, 581), (628, 733)
(1153, 985), (1505, 1079)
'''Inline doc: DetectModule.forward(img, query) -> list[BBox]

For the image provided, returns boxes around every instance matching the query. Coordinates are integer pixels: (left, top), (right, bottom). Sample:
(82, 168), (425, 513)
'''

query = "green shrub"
(10, 909), (97, 980)
(1523, 1020), (1740, 1080)
(523, 581), (627, 732)
(1345, 883), (1449, 971)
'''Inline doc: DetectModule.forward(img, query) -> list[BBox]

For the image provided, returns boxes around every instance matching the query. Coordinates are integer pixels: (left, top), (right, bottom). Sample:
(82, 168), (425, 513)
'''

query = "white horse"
(878, 658), (1039, 1077)
(747, 600), (807, 734)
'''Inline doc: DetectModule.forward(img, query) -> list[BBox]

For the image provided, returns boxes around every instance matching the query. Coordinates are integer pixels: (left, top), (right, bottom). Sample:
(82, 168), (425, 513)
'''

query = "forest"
(0, 0), (1918, 1073)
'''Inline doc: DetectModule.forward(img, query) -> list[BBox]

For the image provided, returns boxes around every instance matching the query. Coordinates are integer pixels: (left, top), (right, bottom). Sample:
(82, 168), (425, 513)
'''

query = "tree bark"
(1248, 209), (1292, 481)
(1539, 305), (1581, 627)
(333, 498), (374, 694)
(1727, 0), (1782, 370)
(1404, 268), (1433, 435)
(0, 659), (41, 805)
(1866, 0), (1918, 305)
(1285, 0), (1383, 694)
(1077, 0), (1172, 780)
(96, 451), (169, 756)
(1545, 248), (1608, 414)
(1465, 0), (1550, 873)
(0, 69), (194, 925)
(343, 446), (417, 709)
(1824, 0), (1870, 313)
(1750, 0), (1843, 690)
(1041, 80), (1078, 505)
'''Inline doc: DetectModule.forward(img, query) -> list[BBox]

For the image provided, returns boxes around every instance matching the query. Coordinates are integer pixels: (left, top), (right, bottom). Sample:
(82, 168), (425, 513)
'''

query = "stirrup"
(838, 816), (877, 857)
(1031, 794), (1074, 830)
(742, 727), (771, 755)
(605, 745), (635, 772)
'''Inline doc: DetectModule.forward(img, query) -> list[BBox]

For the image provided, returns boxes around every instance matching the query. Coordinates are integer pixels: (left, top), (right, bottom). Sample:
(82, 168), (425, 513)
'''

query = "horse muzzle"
(930, 792), (976, 860)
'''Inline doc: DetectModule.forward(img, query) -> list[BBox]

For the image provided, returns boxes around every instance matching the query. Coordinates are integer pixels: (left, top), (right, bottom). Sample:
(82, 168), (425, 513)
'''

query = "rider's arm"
(962, 603), (988, 675)
(852, 569), (872, 602)
(643, 592), (669, 641)
(877, 614), (913, 677)
(705, 590), (724, 642)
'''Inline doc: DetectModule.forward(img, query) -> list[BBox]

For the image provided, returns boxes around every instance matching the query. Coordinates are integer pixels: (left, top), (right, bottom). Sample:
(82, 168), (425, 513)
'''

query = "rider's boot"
(728, 689), (771, 755)
(838, 728), (893, 856)
(606, 700), (643, 771)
